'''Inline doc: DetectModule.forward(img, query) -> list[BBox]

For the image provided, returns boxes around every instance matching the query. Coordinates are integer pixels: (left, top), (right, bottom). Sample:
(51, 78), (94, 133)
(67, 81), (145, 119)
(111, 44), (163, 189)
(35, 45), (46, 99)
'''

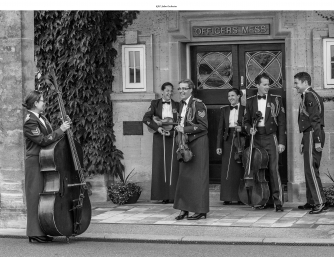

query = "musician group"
(142, 71), (329, 221)
(22, 71), (328, 242)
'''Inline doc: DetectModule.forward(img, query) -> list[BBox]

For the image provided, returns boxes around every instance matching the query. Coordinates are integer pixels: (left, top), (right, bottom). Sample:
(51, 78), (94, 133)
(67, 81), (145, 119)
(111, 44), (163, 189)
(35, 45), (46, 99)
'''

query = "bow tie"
(230, 105), (238, 110)
(162, 101), (170, 105)
(181, 100), (187, 105)
(257, 95), (266, 100)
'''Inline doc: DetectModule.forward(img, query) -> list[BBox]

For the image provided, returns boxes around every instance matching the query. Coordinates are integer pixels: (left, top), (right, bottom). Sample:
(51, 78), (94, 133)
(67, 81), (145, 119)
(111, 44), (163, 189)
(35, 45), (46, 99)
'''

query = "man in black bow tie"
(244, 73), (286, 212)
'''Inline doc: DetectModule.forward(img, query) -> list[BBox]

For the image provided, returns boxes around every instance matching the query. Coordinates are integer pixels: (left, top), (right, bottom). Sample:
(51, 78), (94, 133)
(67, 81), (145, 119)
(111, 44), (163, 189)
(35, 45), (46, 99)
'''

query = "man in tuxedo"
(244, 73), (286, 212)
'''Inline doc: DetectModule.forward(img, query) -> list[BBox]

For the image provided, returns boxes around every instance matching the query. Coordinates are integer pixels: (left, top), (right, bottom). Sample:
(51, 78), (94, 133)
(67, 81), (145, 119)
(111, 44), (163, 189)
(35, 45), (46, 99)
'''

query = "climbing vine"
(34, 11), (139, 178)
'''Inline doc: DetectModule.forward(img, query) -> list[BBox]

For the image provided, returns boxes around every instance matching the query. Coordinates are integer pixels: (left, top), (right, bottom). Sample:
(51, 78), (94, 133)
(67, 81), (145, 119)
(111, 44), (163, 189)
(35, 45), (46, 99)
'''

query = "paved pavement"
(1, 201), (334, 246)
(91, 201), (334, 228)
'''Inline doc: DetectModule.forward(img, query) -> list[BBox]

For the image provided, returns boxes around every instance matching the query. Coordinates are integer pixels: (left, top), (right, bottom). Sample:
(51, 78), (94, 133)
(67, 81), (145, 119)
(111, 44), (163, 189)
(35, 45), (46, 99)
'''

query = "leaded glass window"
(197, 52), (233, 89)
(245, 51), (283, 89)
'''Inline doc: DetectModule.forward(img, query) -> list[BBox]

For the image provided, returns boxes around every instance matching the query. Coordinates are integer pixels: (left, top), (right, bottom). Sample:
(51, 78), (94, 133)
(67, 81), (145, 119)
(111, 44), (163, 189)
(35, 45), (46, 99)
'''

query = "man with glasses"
(173, 79), (209, 220)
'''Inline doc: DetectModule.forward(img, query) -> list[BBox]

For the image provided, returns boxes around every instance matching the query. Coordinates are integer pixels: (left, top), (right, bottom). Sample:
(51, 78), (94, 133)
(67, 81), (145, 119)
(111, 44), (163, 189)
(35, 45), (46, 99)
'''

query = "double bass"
(238, 111), (270, 207)
(38, 70), (91, 242)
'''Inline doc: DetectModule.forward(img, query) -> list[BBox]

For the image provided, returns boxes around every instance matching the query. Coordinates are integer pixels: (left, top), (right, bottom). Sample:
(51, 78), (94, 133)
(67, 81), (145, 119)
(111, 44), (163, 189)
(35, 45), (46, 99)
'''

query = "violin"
(233, 120), (245, 164)
(175, 113), (193, 162)
(238, 111), (270, 207)
(147, 116), (178, 136)
(38, 69), (91, 242)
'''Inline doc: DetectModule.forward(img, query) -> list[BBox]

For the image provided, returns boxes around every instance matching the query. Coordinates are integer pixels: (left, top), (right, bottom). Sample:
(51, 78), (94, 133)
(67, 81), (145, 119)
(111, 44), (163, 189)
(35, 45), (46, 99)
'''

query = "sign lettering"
(193, 24), (270, 37)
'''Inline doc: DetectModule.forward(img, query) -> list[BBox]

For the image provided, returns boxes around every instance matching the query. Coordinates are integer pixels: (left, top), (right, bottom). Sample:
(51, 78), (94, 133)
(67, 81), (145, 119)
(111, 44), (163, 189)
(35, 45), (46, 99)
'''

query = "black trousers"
(302, 130), (326, 205)
(253, 131), (283, 206)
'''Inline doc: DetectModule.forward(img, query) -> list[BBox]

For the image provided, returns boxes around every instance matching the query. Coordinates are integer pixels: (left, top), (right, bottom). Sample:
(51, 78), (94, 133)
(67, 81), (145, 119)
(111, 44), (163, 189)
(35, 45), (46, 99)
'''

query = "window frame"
(323, 38), (334, 88)
(122, 44), (146, 92)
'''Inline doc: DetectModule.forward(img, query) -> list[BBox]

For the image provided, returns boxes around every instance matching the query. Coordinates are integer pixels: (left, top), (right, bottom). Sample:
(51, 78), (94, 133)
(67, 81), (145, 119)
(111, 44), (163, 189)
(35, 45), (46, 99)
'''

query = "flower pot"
(125, 192), (141, 204)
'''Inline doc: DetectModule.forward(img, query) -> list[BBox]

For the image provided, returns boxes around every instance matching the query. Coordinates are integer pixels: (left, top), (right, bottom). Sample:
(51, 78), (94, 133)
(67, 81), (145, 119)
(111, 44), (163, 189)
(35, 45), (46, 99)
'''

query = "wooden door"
(191, 43), (287, 184)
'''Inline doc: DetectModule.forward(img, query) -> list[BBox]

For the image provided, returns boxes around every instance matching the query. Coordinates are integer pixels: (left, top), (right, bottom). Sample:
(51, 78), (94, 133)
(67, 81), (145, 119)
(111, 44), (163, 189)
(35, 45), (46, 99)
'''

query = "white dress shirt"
(161, 99), (173, 119)
(257, 94), (267, 127)
(29, 110), (47, 129)
(180, 96), (191, 127)
(229, 103), (240, 128)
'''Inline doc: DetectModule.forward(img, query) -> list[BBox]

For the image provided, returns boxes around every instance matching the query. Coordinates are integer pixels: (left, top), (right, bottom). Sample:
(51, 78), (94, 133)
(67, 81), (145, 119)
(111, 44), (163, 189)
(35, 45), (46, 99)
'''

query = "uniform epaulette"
(193, 98), (203, 102)
(246, 95), (257, 100)
(24, 113), (30, 123)
(270, 94), (281, 97)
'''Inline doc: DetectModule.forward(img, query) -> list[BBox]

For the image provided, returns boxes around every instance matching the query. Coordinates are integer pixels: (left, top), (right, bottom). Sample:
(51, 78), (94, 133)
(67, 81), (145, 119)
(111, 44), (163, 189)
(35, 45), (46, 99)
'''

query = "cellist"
(23, 90), (71, 243)
(244, 73), (286, 212)
(216, 88), (246, 205)
(142, 82), (179, 204)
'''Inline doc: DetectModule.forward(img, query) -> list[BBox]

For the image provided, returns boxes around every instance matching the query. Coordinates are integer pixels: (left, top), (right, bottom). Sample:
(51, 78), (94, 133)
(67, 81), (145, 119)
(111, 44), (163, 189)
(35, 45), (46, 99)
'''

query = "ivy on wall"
(34, 11), (139, 177)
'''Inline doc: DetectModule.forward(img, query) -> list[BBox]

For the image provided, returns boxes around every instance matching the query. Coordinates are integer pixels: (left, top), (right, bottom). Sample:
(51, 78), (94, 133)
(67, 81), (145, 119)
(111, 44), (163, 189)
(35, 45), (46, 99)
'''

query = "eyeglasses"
(177, 87), (190, 91)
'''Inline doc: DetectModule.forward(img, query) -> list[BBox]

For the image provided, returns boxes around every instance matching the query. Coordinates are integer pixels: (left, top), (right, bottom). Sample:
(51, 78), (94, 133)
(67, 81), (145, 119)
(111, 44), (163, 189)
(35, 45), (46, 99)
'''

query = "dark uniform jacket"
(298, 87), (324, 144)
(143, 98), (179, 134)
(23, 111), (64, 156)
(181, 96), (208, 143)
(216, 105), (246, 149)
(244, 93), (286, 146)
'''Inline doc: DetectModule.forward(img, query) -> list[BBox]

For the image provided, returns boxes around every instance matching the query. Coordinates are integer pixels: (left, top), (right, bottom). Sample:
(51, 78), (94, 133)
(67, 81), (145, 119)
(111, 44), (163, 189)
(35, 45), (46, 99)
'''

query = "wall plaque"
(123, 121), (143, 135)
(193, 24), (270, 37)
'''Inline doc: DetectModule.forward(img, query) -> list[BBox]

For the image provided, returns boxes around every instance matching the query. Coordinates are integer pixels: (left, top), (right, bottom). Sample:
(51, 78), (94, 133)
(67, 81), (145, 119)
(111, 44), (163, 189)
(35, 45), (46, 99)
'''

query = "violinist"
(174, 79), (209, 220)
(23, 90), (71, 243)
(142, 82), (180, 204)
(244, 73), (286, 212)
(216, 88), (246, 204)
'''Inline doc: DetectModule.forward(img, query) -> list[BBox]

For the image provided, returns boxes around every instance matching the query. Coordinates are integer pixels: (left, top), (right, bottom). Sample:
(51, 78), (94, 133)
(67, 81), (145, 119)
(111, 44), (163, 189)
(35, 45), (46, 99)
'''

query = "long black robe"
(217, 105), (246, 201)
(173, 96), (209, 213)
(143, 99), (180, 201)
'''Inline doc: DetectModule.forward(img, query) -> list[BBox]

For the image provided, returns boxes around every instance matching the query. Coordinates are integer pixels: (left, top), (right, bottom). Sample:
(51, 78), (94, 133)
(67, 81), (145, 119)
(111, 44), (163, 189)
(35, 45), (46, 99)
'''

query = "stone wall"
(0, 11), (34, 228)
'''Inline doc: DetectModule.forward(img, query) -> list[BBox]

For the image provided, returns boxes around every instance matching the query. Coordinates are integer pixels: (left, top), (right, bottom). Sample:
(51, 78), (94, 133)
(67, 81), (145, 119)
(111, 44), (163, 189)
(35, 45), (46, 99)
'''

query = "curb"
(1, 230), (334, 246)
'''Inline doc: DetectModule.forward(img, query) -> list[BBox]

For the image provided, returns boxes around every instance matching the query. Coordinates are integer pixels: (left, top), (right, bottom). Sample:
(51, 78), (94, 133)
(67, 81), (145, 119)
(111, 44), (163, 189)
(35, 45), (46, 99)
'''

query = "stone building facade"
(1, 10), (334, 228)
(111, 11), (334, 202)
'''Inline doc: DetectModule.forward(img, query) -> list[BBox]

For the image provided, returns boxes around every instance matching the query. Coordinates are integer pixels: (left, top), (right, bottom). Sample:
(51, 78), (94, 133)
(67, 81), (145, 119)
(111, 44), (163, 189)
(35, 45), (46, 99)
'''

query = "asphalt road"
(1, 238), (334, 257)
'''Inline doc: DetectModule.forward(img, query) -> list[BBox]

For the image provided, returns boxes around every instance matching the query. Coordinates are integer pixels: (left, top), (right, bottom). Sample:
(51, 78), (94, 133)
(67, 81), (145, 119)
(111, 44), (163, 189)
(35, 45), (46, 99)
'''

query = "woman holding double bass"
(23, 90), (71, 243)
(216, 88), (246, 204)
(143, 82), (180, 204)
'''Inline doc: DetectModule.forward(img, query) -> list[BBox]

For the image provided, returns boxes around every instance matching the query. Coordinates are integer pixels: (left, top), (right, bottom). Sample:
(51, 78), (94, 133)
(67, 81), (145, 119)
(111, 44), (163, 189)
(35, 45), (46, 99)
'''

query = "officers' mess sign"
(193, 24), (270, 37)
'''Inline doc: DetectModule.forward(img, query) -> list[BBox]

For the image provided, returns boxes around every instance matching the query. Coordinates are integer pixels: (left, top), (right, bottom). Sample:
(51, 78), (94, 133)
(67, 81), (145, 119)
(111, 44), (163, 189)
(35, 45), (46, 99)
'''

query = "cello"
(238, 111), (270, 208)
(38, 70), (91, 242)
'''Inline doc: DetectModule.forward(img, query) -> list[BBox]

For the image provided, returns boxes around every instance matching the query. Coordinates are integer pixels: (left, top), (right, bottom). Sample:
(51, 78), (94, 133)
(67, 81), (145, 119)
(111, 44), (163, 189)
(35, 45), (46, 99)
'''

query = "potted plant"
(107, 169), (142, 205)
(323, 170), (334, 206)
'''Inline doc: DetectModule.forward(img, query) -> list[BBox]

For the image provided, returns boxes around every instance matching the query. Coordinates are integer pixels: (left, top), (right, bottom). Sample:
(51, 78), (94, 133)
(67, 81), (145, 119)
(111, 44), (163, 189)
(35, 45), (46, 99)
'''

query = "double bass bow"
(38, 70), (91, 242)
(238, 111), (270, 208)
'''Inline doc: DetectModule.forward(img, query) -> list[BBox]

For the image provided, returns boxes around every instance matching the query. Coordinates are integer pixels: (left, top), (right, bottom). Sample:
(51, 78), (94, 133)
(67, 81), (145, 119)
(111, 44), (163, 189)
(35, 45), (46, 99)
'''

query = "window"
(122, 45), (146, 92)
(324, 39), (334, 88)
